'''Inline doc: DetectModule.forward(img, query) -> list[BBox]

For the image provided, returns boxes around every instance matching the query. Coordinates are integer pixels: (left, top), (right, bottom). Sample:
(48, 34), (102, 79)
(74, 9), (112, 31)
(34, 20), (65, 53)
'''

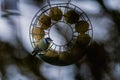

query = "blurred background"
(0, 0), (120, 80)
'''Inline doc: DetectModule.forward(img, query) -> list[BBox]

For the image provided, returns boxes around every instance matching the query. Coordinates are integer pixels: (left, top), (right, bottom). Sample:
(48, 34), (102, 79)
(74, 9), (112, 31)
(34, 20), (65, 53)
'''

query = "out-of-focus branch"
(0, 41), (46, 80)
(96, 0), (109, 12)
(96, 0), (120, 35)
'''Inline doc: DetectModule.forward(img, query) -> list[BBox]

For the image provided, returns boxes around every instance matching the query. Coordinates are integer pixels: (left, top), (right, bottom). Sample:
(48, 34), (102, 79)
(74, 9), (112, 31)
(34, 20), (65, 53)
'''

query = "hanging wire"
(47, 0), (51, 8)
(47, 0), (71, 7)
(68, 0), (71, 4)
(66, 0), (71, 8)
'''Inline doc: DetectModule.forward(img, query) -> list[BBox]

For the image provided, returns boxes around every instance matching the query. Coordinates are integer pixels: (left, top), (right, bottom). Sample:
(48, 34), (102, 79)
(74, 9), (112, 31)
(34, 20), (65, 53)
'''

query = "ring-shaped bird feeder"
(29, 0), (93, 66)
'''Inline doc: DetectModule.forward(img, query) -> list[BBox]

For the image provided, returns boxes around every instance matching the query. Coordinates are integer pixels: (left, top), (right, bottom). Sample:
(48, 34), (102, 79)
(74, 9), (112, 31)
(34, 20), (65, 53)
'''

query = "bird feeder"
(29, 0), (93, 66)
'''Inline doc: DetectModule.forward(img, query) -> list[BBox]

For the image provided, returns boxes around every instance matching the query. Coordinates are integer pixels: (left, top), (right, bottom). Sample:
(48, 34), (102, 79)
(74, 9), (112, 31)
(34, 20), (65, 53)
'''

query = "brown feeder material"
(45, 50), (59, 58)
(77, 34), (91, 46)
(75, 20), (89, 33)
(59, 52), (70, 60)
(41, 50), (60, 65)
(59, 42), (84, 64)
(64, 10), (79, 24)
(43, 48), (84, 65)
(39, 14), (51, 30)
(32, 27), (45, 42)
(59, 52), (73, 64)
(49, 7), (63, 21)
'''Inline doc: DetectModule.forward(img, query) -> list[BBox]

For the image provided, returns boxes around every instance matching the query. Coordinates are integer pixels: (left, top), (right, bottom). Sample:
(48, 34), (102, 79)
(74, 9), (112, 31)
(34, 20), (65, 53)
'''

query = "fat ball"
(49, 7), (63, 21)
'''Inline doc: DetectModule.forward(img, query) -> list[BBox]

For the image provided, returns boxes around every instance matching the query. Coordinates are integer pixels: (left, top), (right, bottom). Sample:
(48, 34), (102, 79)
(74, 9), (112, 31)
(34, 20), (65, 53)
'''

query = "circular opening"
(49, 22), (73, 46)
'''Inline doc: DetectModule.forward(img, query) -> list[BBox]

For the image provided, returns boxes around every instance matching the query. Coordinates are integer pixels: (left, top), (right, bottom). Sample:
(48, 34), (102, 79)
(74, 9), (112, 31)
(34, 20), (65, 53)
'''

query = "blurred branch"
(0, 41), (46, 80)
(96, 0), (120, 35)
(75, 41), (115, 80)
(96, 0), (109, 12)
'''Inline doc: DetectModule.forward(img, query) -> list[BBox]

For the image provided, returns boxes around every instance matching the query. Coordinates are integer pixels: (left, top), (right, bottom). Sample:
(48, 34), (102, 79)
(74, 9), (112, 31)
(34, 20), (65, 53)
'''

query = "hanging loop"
(47, 0), (51, 7)
(66, 0), (71, 8)
(68, 0), (71, 4)
(47, 0), (71, 5)
(47, 0), (50, 4)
